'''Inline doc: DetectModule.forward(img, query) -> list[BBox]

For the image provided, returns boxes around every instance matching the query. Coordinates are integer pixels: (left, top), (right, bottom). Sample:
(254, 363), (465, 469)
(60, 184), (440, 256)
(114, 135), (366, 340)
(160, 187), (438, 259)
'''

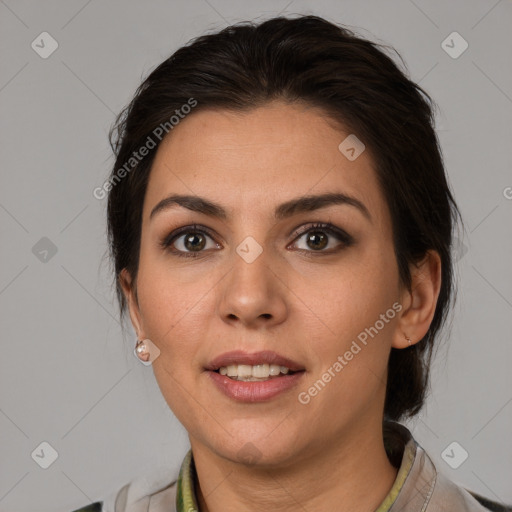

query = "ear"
(392, 250), (442, 349)
(119, 268), (146, 339)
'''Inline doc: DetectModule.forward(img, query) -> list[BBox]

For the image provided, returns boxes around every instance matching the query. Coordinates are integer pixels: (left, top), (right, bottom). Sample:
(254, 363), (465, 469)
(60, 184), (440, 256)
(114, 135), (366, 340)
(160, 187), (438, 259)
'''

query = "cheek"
(135, 252), (210, 353)
(295, 247), (398, 394)
(137, 270), (219, 438)
(296, 267), (396, 427)
(294, 249), (396, 338)
(136, 263), (211, 426)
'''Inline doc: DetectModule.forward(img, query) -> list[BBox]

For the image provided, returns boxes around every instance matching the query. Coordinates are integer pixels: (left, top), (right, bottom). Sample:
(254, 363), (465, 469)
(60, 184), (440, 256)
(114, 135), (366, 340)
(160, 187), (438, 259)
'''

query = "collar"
(175, 420), (418, 512)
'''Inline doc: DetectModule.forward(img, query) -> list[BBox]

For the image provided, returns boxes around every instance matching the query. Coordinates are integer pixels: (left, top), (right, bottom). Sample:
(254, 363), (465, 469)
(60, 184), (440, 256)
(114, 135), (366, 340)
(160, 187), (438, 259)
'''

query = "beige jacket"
(94, 422), (510, 512)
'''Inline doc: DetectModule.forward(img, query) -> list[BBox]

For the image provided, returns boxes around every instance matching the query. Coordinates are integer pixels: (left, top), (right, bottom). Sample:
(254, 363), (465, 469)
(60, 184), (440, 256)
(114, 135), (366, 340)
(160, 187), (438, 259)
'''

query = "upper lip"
(205, 350), (305, 372)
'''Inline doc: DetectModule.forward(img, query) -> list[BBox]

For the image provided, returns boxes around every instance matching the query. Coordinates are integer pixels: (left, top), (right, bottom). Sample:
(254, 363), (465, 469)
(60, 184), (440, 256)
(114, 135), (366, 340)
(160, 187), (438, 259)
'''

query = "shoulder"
(397, 439), (511, 512)
(382, 422), (511, 512)
(430, 469), (512, 511)
(71, 465), (180, 512)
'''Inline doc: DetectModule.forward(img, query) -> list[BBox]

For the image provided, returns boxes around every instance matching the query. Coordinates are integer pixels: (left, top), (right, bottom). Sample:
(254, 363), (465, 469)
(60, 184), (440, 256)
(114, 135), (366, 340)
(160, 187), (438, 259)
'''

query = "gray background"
(1, 0), (511, 511)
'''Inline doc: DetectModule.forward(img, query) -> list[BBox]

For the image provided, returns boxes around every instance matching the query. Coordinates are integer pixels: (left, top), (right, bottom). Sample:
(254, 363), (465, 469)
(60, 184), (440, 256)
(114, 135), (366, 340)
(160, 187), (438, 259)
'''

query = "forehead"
(143, 102), (388, 230)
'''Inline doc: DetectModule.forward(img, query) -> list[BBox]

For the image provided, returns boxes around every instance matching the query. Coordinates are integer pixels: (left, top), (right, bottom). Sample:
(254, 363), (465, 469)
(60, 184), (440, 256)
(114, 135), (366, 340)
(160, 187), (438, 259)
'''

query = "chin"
(211, 426), (302, 466)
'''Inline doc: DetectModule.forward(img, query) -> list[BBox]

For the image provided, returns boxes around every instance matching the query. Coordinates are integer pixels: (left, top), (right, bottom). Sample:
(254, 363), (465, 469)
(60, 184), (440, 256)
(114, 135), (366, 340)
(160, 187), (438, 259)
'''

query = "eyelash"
(159, 222), (354, 259)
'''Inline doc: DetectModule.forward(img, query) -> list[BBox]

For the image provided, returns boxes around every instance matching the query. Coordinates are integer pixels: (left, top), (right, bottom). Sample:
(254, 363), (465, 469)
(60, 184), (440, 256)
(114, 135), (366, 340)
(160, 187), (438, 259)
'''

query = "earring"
(405, 334), (412, 346)
(135, 339), (151, 362)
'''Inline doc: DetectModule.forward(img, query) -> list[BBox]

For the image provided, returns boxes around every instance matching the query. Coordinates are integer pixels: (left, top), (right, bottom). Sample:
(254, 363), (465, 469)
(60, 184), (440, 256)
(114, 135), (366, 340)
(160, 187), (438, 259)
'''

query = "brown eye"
(182, 232), (207, 252)
(291, 222), (354, 254)
(160, 224), (220, 258)
(304, 231), (328, 250)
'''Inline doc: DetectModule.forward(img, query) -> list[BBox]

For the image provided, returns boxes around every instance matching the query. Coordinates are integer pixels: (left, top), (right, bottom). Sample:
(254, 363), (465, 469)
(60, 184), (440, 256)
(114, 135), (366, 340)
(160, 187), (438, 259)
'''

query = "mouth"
(205, 349), (305, 384)
(206, 360), (306, 402)
(211, 364), (303, 381)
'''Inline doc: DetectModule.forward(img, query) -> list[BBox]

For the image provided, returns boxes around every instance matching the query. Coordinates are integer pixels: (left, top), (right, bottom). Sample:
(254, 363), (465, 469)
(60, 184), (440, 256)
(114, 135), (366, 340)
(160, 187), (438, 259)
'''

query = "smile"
(216, 363), (295, 381)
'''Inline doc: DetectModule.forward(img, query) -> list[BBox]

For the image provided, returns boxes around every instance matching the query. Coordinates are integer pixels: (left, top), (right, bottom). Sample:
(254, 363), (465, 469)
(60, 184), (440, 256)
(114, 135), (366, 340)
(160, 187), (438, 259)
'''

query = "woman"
(74, 14), (510, 512)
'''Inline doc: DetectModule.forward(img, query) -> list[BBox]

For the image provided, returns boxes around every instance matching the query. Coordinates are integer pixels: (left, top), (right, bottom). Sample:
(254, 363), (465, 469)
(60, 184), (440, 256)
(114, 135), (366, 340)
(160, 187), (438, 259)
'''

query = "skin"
(120, 100), (442, 512)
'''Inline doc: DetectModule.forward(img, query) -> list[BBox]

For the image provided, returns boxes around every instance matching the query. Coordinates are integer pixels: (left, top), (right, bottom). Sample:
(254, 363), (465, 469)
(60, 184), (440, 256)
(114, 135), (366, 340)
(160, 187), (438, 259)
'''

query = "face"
(121, 101), (413, 466)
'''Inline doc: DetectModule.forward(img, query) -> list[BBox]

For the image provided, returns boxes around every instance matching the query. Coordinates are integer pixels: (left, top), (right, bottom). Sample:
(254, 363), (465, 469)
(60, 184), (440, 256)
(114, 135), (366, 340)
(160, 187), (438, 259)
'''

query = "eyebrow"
(149, 192), (372, 224)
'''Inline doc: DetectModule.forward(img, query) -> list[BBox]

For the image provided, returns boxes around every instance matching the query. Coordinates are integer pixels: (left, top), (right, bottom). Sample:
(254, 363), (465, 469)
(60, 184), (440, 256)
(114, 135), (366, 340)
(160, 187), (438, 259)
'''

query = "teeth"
(253, 364), (270, 378)
(217, 364), (292, 380)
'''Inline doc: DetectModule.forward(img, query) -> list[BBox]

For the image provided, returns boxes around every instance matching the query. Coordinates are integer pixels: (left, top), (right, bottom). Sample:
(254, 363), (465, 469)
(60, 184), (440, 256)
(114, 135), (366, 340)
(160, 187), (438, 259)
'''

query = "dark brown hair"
(106, 14), (464, 422)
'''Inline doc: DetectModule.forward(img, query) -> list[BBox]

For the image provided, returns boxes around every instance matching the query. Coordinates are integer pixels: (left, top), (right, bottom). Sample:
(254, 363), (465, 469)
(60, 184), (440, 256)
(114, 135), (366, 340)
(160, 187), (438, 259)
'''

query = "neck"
(190, 418), (399, 512)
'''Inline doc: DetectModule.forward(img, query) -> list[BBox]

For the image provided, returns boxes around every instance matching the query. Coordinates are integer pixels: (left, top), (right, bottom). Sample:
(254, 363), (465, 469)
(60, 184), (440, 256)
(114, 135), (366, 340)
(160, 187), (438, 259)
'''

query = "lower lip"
(206, 370), (305, 402)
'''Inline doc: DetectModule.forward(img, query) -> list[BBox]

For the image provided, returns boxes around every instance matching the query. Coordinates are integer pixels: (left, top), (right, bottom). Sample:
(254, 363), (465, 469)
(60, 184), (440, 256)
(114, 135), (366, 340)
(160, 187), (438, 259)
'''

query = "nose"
(217, 246), (288, 329)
